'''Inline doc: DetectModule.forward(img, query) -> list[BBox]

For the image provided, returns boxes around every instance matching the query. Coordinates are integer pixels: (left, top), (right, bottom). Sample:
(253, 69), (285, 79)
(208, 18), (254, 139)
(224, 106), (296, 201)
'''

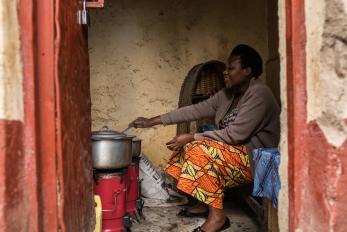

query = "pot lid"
(92, 126), (135, 140)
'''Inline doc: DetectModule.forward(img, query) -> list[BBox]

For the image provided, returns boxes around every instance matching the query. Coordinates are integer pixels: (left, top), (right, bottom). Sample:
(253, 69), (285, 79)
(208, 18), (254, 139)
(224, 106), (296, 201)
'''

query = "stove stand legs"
(136, 198), (145, 220)
(123, 215), (132, 231)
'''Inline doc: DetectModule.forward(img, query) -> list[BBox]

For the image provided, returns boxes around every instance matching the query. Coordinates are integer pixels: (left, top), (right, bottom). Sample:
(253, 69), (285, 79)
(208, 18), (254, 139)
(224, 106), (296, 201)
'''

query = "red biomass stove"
(94, 171), (131, 232)
(93, 157), (144, 231)
(92, 130), (144, 231)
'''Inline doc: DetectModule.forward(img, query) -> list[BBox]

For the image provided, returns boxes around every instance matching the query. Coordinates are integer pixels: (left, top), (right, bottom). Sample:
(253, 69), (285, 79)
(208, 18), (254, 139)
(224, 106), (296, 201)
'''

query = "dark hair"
(230, 44), (263, 78)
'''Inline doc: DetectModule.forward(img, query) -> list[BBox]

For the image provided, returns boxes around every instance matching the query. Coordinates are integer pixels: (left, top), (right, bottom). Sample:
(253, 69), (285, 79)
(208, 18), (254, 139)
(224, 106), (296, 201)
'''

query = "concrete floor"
(132, 195), (260, 232)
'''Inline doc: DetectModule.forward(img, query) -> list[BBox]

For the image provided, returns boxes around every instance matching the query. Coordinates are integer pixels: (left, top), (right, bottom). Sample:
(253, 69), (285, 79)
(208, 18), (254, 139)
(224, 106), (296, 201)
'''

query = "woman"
(130, 44), (280, 232)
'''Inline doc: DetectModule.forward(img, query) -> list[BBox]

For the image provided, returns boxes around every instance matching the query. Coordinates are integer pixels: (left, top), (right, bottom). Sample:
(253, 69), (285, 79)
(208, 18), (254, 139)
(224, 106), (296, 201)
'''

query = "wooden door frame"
(285, 0), (307, 231)
(19, 0), (95, 230)
(19, 0), (60, 230)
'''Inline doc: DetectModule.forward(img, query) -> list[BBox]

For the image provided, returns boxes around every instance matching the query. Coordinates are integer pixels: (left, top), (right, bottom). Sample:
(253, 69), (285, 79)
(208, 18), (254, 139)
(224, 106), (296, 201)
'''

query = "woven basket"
(176, 60), (225, 135)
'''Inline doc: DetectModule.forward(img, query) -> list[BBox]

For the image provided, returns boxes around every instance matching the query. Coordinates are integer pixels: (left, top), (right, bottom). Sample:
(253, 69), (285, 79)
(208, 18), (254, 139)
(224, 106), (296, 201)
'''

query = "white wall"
(0, 0), (23, 121)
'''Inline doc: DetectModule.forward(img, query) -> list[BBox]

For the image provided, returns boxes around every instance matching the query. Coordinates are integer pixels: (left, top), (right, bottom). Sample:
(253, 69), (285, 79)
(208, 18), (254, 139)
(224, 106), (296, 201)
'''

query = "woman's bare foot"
(200, 206), (226, 232)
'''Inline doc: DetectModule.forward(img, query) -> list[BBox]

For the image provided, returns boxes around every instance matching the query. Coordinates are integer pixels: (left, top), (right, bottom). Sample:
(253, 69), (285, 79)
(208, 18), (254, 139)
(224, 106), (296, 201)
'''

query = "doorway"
(88, 0), (281, 231)
(10, 0), (293, 231)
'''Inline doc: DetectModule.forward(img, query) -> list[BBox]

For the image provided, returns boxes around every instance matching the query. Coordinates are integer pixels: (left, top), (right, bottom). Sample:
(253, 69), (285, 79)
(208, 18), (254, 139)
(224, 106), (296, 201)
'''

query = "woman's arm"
(160, 89), (222, 125)
(130, 89), (223, 128)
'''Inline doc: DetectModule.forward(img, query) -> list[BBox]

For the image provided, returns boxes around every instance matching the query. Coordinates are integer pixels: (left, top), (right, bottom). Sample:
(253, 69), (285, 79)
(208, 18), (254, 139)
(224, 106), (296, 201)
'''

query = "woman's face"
(223, 55), (251, 88)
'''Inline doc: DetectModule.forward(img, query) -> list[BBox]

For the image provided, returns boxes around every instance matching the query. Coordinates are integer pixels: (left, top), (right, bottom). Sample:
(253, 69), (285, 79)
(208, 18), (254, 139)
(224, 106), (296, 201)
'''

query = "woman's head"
(223, 44), (263, 88)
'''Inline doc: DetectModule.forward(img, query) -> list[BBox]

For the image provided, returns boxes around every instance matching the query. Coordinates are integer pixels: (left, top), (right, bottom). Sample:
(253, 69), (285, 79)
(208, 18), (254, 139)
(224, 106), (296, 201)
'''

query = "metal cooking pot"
(132, 138), (141, 157)
(92, 126), (134, 169)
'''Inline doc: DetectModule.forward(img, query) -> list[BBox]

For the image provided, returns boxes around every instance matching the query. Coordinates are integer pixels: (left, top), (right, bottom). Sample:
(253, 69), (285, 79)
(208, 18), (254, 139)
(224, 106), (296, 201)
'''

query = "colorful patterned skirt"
(165, 139), (252, 209)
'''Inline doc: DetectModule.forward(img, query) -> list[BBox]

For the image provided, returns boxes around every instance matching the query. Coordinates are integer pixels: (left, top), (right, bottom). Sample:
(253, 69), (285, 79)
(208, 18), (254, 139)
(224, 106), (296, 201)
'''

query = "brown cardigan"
(160, 78), (280, 155)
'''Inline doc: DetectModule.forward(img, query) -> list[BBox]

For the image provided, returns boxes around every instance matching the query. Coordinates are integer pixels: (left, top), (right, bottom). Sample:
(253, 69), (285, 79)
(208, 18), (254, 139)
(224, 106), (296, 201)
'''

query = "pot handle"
(113, 188), (127, 210)
(102, 125), (109, 131)
(113, 191), (120, 207)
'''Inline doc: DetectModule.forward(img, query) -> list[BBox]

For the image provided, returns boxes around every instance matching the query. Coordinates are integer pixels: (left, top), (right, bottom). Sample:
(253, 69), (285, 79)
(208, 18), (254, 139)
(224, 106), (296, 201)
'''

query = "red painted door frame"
(55, 0), (94, 229)
(19, 0), (94, 230)
(19, 0), (59, 230)
(285, 0), (307, 231)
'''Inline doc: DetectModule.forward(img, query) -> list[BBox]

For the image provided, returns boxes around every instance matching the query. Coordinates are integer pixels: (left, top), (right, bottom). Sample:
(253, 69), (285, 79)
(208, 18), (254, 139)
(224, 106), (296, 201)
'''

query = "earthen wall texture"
(89, 0), (271, 167)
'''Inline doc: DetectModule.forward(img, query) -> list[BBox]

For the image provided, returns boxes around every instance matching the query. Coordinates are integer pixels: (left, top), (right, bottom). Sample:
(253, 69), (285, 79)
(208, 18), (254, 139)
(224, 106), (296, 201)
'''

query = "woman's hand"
(129, 117), (153, 128)
(166, 134), (195, 151)
(129, 116), (162, 128)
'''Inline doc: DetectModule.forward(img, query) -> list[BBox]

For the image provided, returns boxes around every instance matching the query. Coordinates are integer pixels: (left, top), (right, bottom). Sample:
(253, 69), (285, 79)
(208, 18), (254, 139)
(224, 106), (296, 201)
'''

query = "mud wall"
(89, 0), (270, 167)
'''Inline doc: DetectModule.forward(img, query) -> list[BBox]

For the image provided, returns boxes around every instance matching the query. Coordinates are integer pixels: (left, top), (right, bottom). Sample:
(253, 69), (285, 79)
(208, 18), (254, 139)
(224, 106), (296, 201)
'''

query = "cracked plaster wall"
(306, 0), (347, 148)
(295, 0), (347, 231)
(89, 0), (270, 167)
(0, 0), (23, 121)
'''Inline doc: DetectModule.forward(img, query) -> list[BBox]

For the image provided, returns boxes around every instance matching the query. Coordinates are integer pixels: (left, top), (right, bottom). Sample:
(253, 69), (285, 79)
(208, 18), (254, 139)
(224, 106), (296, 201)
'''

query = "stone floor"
(131, 193), (260, 232)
